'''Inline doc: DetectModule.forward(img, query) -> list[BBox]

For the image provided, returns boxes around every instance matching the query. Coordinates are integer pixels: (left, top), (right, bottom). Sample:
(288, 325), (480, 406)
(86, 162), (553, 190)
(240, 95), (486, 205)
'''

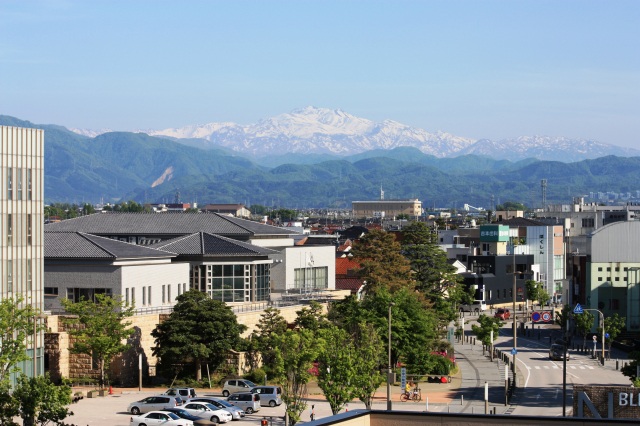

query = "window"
(27, 169), (32, 200)
(44, 287), (59, 296)
(27, 259), (32, 291)
(147, 286), (152, 305)
(7, 214), (12, 245)
(6, 260), (12, 292)
(142, 286), (146, 305)
(598, 267), (603, 271)
(162, 285), (166, 303)
(125, 288), (129, 305)
(27, 214), (32, 245)
(615, 267), (620, 272)
(293, 266), (328, 291)
(131, 288), (135, 305)
(607, 267), (611, 272)
(66, 288), (112, 303)
(167, 284), (171, 302)
(17, 168), (22, 200)
(7, 167), (12, 199)
(598, 277), (603, 281)
(615, 277), (620, 281)
(582, 218), (595, 228)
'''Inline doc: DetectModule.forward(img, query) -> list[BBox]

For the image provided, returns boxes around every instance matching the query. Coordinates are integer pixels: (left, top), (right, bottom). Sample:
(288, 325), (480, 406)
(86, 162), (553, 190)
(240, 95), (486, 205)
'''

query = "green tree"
(496, 201), (526, 211)
(61, 294), (135, 389)
(13, 374), (73, 426)
(525, 280), (541, 306)
(272, 329), (320, 426)
(351, 229), (414, 294)
(350, 322), (385, 410)
(401, 221), (465, 328)
(471, 315), (504, 346)
(538, 288), (551, 307)
(0, 297), (44, 383)
(574, 310), (595, 349)
(0, 379), (18, 425)
(621, 351), (640, 387)
(294, 301), (329, 333)
(152, 290), (247, 381)
(250, 307), (288, 374)
(597, 313), (626, 353)
(316, 326), (356, 415)
(81, 203), (95, 215)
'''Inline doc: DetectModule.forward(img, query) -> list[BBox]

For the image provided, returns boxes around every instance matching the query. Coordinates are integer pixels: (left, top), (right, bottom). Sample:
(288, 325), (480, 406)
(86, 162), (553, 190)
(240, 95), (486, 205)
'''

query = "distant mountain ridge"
(4, 113), (640, 209)
(63, 106), (636, 162)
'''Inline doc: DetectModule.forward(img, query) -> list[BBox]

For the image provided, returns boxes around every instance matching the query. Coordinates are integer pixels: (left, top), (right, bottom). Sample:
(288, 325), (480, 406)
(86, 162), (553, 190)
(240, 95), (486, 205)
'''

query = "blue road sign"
(573, 303), (584, 314)
(511, 348), (518, 355)
(606, 333), (610, 339)
(531, 312), (541, 322)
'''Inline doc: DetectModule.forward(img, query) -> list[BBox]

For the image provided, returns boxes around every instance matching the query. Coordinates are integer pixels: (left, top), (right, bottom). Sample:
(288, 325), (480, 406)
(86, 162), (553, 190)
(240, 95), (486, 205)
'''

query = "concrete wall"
(271, 245), (336, 292)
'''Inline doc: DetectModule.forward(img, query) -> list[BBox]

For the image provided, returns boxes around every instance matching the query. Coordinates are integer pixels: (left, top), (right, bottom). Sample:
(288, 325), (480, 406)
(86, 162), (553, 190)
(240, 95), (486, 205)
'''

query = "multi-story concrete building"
(352, 199), (422, 219)
(1, 125), (44, 381)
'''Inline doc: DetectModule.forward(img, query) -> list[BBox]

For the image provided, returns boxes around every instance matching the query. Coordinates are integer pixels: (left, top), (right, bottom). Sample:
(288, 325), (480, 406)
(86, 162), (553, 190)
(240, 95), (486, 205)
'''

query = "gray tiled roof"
(44, 212), (299, 237)
(45, 232), (176, 259)
(149, 232), (280, 257)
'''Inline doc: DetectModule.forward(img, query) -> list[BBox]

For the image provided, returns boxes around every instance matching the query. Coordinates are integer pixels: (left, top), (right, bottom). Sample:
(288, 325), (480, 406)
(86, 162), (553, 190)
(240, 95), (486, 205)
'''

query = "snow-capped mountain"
(142, 106), (476, 157)
(458, 136), (640, 162)
(69, 106), (640, 161)
(69, 127), (113, 138)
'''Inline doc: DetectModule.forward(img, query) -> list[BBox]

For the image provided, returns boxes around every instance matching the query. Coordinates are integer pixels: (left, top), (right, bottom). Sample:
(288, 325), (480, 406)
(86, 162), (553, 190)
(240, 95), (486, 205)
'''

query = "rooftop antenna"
(541, 179), (547, 210)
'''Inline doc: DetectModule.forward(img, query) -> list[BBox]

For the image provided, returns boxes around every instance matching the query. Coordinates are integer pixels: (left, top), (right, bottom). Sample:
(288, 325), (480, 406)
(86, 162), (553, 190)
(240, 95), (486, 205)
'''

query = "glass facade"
(294, 266), (328, 290)
(191, 262), (271, 303)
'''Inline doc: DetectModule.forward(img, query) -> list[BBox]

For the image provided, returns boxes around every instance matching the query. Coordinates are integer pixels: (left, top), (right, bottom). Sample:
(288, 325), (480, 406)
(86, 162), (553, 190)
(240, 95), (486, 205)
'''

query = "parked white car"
(181, 402), (232, 423)
(128, 395), (184, 415)
(129, 410), (193, 426)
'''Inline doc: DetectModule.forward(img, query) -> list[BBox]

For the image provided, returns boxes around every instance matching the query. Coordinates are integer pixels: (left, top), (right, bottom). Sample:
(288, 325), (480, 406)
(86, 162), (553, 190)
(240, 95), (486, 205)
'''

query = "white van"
(459, 300), (487, 313)
(250, 386), (282, 407)
(227, 392), (261, 414)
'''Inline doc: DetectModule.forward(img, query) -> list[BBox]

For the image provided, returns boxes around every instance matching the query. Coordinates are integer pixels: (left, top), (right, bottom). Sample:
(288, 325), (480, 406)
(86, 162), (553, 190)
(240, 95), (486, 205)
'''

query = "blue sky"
(1, 0), (639, 147)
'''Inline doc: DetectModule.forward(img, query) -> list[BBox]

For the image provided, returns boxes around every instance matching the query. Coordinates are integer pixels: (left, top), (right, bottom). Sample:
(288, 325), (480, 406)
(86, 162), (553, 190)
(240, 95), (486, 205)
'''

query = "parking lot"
(62, 385), (436, 426)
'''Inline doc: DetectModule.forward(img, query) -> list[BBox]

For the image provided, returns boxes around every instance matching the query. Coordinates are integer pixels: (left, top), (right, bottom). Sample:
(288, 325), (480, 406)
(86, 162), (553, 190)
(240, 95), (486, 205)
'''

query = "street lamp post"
(387, 302), (395, 411)
(582, 308), (605, 362)
(512, 251), (517, 386)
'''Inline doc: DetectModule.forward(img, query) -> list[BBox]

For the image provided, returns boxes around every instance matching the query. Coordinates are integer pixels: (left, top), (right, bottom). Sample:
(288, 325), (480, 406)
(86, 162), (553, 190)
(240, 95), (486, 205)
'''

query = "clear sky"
(1, 0), (639, 147)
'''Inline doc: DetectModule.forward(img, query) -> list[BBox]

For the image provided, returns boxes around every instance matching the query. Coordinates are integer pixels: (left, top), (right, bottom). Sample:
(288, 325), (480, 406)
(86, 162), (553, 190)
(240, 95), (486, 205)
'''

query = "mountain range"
(71, 106), (640, 163)
(3, 111), (640, 209)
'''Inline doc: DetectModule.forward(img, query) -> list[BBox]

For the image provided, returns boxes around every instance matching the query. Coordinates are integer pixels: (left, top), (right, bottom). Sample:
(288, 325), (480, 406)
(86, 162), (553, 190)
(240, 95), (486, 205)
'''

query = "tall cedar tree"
(294, 301), (330, 335)
(349, 322), (385, 409)
(250, 307), (288, 373)
(61, 293), (134, 389)
(351, 229), (414, 294)
(401, 221), (467, 327)
(152, 290), (247, 381)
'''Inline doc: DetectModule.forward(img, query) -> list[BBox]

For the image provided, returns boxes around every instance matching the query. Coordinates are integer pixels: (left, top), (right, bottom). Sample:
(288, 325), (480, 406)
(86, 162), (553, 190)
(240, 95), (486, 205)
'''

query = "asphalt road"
(493, 320), (630, 417)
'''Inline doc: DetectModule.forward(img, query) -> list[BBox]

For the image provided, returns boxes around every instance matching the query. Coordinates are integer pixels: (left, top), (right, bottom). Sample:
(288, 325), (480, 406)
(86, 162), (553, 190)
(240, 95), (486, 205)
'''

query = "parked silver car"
(127, 395), (183, 415)
(226, 392), (260, 414)
(250, 386), (282, 407)
(222, 379), (256, 397)
(188, 397), (245, 420)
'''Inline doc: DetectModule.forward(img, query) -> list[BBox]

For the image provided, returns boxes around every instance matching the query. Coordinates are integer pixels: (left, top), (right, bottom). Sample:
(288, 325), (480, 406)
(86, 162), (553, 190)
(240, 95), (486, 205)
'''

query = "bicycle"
(400, 387), (422, 402)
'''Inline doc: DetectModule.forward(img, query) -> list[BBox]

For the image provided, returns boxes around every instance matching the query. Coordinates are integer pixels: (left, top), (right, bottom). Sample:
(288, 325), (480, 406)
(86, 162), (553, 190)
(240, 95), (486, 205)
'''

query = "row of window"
(6, 167), (33, 201)
(6, 213), (32, 246)
(597, 266), (638, 272)
(5, 258), (33, 293)
(293, 266), (328, 290)
(597, 276), (631, 282)
(124, 283), (189, 307)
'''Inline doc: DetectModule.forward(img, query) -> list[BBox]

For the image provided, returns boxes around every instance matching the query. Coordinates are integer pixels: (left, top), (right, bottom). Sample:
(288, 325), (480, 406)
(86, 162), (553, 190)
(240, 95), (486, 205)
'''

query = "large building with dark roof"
(44, 231), (188, 312)
(44, 212), (336, 305)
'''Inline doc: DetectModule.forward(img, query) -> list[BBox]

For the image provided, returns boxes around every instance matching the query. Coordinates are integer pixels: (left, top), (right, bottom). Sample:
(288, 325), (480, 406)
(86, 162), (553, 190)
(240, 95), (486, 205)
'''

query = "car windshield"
(205, 403), (219, 411)
(244, 380), (256, 387)
(166, 413), (180, 420)
(171, 410), (196, 420)
(214, 399), (233, 407)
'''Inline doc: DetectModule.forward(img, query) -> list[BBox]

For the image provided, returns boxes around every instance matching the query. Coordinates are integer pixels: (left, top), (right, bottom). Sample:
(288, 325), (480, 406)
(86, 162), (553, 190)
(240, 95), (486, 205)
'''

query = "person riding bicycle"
(405, 381), (413, 398)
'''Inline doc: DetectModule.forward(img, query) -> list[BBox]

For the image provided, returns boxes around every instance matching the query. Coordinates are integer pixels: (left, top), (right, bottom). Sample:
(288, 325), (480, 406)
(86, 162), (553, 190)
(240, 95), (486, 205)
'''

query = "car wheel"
(222, 390), (230, 397)
(211, 416), (219, 423)
(130, 407), (141, 415)
(246, 407), (254, 414)
(269, 400), (276, 407)
(139, 424), (147, 426)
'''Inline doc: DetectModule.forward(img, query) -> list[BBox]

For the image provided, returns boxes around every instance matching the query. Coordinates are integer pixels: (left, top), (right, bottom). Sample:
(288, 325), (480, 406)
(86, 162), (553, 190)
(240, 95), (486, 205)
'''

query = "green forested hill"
(2, 115), (639, 208)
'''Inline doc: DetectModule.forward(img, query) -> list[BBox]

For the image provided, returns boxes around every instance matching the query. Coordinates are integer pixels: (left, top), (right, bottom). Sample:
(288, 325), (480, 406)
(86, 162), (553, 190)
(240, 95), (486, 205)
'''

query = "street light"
(387, 301), (395, 411)
(512, 249), (517, 387)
